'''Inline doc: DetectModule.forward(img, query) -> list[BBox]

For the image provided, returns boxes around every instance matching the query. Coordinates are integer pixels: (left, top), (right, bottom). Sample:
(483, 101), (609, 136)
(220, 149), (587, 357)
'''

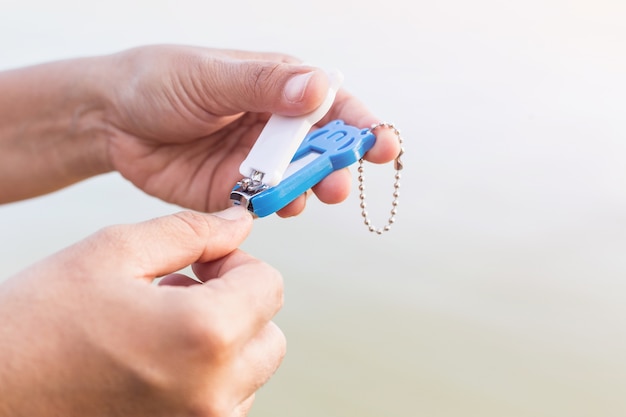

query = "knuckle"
(248, 260), (284, 317)
(171, 297), (238, 360)
(94, 223), (125, 241)
(268, 322), (287, 363)
(264, 264), (285, 310)
(202, 322), (239, 356)
(244, 258), (284, 314)
(171, 210), (213, 239)
(248, 323), (287, 392)
(247, 63), (283, 99)
(91, 224), (132, 252)
(189, 397), (233, 417)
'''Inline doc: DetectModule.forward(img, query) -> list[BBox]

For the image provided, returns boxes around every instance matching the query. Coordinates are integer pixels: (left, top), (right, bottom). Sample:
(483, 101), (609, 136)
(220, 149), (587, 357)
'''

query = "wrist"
(0, 56), (113, 202)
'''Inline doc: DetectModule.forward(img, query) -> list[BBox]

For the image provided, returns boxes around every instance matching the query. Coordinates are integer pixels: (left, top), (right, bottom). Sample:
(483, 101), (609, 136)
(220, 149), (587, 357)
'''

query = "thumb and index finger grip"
(70, 207), (253, 280)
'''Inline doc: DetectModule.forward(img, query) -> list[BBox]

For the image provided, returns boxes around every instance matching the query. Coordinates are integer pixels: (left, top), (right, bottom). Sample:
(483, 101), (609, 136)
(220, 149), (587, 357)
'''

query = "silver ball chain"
(358, 122), (404, 235)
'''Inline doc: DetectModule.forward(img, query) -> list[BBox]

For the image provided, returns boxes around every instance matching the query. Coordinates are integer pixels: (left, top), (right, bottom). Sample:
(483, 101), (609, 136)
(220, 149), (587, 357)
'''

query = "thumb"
(200, 59), (330, 116)
(63, 207), (253, 280)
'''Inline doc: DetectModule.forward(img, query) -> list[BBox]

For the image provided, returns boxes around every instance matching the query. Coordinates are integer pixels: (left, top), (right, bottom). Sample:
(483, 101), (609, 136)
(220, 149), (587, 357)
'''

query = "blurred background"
(1, 0), (625, 415)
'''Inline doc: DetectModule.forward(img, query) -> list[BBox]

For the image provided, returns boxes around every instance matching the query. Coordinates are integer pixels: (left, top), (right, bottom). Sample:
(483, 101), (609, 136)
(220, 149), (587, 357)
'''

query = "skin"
(0, 207), (281, 416)
(0, 45), (401, 416)
(0, 45), (400, 214)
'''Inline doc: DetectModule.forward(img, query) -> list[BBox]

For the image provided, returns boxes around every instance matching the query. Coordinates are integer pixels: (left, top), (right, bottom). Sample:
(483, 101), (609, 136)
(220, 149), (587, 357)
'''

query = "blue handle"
(249, 120), (375, 217)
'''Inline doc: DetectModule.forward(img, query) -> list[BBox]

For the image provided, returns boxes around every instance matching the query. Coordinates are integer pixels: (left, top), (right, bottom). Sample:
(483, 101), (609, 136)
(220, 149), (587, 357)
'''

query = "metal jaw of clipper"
(229, 170), (268, 217)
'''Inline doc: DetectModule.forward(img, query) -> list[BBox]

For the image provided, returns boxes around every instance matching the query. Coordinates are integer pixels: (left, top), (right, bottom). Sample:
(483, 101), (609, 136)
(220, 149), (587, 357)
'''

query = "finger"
(158, 273), (201, 287)
(274, 168), (351, 218)
(275, 192), (308, 218)
(311, 168), (352, 204)
(322, 89), (402, 164)
(231, 394), (255, 417)
(189, 250), (284, 344)
(192, 57), (330, 116)
(193, 322), (283, 417)
(213, 48), (401, 167)
(64, 206), (253, 280)
(231, 322), (286, 405)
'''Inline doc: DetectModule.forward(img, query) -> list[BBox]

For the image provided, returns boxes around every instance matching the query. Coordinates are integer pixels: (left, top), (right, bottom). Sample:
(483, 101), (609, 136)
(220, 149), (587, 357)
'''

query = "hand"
(0, 207), (285, 417)
(101, 45), (401, 216)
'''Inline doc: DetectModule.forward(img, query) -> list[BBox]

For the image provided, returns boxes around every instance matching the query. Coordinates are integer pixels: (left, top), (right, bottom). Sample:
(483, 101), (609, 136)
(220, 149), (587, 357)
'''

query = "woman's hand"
(0, 207), (285, 417)
(0, 45), (400, 215)
(102, 45), (400, 216)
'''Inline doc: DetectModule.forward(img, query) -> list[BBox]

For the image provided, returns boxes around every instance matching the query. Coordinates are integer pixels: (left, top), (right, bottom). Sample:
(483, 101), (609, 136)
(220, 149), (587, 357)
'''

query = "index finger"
(189, 250), (284, 345)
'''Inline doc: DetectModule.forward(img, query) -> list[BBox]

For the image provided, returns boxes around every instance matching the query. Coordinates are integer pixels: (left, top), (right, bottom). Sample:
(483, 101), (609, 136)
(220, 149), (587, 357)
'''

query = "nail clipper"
(230, 70), (376, 217)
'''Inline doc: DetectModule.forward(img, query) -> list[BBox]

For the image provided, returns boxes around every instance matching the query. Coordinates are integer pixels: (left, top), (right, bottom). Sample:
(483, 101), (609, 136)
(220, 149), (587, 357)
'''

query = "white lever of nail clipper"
(239, 69), (344, 187)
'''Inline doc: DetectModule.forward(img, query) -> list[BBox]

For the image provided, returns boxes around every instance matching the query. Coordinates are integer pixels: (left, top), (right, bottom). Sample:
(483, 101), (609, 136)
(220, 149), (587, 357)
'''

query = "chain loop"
(358, 122), (404, 234)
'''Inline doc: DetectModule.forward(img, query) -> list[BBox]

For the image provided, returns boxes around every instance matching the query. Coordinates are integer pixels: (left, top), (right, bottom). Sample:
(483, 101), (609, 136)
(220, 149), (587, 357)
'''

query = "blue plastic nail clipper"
(230, 70), (376, 217)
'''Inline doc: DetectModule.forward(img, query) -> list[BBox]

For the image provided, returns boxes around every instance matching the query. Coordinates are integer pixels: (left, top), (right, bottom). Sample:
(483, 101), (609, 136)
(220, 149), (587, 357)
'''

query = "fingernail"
(284, 72), (314, 103)
(214, 206), (250, 220)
